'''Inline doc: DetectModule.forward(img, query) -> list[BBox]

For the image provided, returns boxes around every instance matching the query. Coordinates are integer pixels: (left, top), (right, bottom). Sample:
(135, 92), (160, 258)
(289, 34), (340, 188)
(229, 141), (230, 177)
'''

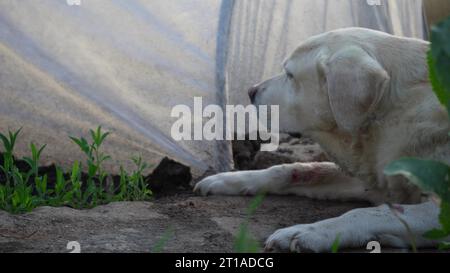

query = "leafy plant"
(0, 129), (36, 213)
(114, 157), (152, 202)
(384, 16), (450, 250)
(70, 126), (111, 204)
(129, 156), (153, 201)
(0, 128), (22, 186)
(10, 166), (35, 213)
(0, 126), (153, 214)
(53, 166), (72, 206)
(23, 143), (46, 180)
(69, 161), (83, 208)
(35, 175), (48, 201)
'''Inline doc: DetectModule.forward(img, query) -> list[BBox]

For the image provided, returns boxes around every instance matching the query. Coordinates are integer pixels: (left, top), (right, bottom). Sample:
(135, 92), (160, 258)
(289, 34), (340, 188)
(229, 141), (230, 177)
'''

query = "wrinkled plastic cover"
(0, 0), (425, 177)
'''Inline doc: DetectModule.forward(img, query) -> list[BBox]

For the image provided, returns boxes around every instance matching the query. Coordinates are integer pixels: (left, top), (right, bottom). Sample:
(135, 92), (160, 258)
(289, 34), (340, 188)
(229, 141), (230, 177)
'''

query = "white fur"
(194, 28), (450, 252)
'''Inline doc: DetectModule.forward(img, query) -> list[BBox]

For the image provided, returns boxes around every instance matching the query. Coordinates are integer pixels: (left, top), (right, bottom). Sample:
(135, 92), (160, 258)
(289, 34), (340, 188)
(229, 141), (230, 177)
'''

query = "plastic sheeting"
(0, 0), (426, 177)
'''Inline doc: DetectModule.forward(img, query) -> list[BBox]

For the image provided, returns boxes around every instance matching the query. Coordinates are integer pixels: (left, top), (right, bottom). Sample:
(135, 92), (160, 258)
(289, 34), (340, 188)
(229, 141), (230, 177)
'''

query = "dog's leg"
(265, 201), (444, 252)
(194, 162), (375, 202)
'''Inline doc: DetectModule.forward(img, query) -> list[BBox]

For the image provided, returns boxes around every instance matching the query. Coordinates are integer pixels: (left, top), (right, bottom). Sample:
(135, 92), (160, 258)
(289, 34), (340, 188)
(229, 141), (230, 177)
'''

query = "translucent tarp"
(0, 0), (425, 177)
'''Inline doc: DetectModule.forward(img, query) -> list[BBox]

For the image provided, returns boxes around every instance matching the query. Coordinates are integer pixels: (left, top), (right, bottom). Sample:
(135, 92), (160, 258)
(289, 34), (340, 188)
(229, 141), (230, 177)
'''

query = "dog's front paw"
(265, 224), (338, 253)
(193, 172), (258, 196)
(193, 173), (234, 196)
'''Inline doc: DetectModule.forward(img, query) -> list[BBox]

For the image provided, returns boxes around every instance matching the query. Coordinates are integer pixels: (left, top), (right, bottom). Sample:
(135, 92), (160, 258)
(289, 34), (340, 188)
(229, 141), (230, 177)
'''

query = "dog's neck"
(308, 129), (365, 177)
(309, 99), (450, 179)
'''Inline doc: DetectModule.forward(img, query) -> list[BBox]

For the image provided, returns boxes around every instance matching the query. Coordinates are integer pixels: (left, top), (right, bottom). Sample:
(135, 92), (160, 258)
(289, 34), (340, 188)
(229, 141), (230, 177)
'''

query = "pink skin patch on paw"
(391, 204), (405, 214)
(291, 169), (316, 184)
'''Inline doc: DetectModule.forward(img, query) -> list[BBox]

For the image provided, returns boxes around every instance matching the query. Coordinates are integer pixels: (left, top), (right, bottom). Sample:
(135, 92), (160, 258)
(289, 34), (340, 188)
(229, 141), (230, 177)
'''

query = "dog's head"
(249, 28), (390, 136)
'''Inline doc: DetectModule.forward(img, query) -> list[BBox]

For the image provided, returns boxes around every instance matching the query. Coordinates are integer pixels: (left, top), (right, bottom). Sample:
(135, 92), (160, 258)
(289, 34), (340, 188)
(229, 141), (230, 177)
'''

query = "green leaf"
(36, 144), (46, 159)
(9, 128), (21, 146)
(90, 126), (109, 147)
(331, 234), (341, 253)
(428, 51), (450, 114)
(70, 136), (90, 155)
(233, 223), (261, 253)
(152, 227), (174, 253)
(428, 17), (450, 115)
(247, 193), (265, 215)
(30, 143), (37, 157)
(71, 161), (80, 182)
(438, 241), (450, 250)
(0, 133), (11, 151)
(88, 164), (98, 177)
(89, 128), (97, 144)
(11, 167), (24, 186)
(384, 158), (450, 202)
(100, 155), (111, 162)
(99, 132), (110, 146)
(35, 175), (48, 197)
(22, 157), (34, 170)
(63, 192), (73, 203)
(233, 194), (265, 253)
(439, 201), (450, 233)
(55, 167), (65, 195)
(424, 229), (448, 240)
(7, 128), (21, 152)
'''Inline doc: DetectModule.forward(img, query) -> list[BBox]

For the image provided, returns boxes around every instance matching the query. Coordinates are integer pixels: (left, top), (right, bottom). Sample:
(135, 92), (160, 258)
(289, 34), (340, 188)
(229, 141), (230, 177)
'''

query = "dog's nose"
(248, 86), (258, 103)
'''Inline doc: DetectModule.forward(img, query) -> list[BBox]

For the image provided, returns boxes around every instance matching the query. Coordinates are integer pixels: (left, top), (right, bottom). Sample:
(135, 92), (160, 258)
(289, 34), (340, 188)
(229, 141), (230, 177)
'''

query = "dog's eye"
(286, 72), (294, 80)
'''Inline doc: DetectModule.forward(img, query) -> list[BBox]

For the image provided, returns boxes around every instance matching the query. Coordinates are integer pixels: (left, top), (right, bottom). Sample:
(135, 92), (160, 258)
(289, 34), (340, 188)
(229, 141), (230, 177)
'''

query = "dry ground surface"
(0, 135), (431, 253)
(0, 194), (368, 253)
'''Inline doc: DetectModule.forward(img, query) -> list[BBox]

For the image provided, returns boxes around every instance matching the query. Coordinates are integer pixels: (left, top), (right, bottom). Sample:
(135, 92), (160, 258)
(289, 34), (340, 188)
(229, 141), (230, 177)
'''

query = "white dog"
(194, 28), (450, 252)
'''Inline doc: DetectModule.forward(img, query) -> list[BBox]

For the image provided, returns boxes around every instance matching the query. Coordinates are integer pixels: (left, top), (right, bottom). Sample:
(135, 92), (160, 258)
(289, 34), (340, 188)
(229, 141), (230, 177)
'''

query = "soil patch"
(0, 195), (368, 252)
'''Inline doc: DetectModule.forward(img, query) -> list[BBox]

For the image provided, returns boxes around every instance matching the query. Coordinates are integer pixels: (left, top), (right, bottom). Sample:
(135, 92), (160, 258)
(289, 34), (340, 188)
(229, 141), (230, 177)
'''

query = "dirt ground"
(0, 194), (368, 253)
(0, 135), (418, 253)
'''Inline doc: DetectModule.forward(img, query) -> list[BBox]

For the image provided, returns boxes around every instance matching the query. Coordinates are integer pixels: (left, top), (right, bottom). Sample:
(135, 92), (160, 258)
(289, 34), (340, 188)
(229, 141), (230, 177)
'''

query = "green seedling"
(35, 175), (48, 201)
(0, 128), (22, 186)
(10, 166), (34, 213)
(53, 167), (72, 205)
(234, 193), (265, 253)
(331, 234), (341, 253)
(70, 126), (111, 201)
(69, 161), (83, 208)
(129, 156), (152, 201)
(23, 143), (46, 179)
(115, 166), (128, 201)
(152, 227), (174, 253)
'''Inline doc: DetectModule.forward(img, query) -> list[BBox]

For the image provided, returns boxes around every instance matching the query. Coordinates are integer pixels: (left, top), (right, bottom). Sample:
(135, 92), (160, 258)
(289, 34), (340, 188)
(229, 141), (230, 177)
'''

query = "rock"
(232, 139), (260, 170)
(232, 136), (328, 170)
(147, 157), (192, 195)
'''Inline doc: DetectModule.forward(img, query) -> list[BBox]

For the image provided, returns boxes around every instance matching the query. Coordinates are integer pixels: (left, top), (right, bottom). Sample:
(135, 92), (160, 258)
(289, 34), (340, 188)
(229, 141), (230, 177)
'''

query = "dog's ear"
(322, 47), (389, 133)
